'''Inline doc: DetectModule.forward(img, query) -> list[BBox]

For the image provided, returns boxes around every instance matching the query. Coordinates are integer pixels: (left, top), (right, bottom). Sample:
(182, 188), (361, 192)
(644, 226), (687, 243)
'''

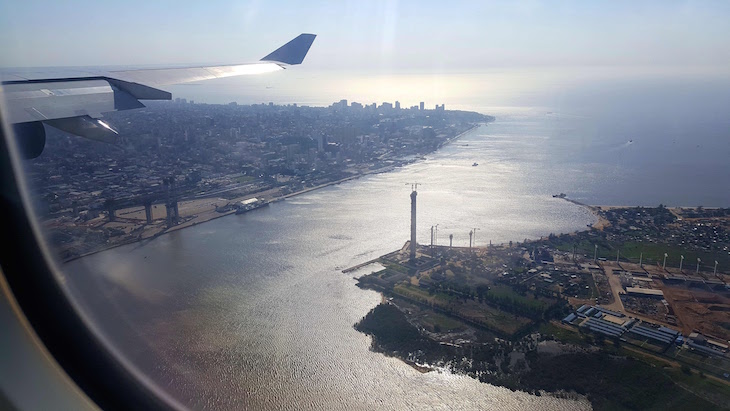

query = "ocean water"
(59, 93), (729, 409)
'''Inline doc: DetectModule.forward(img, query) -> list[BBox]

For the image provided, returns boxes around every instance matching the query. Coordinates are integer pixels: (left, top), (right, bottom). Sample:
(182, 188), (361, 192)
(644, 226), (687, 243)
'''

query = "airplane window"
(2, 2), (730, 410)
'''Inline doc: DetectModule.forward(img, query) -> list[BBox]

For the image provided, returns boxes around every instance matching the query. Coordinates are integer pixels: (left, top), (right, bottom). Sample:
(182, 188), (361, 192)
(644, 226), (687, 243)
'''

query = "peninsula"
(349, 202), (730, 410)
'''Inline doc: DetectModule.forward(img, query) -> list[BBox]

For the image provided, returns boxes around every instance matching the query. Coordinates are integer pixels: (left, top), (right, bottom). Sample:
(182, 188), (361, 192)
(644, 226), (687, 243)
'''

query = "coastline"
(62, 123), (484, 263)
(557, 197), (610, 231)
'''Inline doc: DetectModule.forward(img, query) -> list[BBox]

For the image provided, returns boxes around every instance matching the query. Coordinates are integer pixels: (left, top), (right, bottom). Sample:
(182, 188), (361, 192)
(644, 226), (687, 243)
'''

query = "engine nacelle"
(12, 122), (46, 159)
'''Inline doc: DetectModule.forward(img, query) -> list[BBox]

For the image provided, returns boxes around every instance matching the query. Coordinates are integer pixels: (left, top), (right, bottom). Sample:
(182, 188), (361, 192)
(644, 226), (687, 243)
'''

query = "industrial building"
(627, 323), (679, 345)
(565, 305), (683, 348)
(626, 287), (664, 298)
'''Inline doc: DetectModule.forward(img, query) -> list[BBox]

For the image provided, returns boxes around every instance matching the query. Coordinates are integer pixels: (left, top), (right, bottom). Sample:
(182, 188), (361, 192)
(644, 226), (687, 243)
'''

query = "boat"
(552, 193), (567, 198)
(472, 162), (478, 167)
(235, 202), (270, 215)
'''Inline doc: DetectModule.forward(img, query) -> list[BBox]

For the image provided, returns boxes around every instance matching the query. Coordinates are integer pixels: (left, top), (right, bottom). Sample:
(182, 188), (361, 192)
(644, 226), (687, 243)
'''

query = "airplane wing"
(0, 33), (316, 158)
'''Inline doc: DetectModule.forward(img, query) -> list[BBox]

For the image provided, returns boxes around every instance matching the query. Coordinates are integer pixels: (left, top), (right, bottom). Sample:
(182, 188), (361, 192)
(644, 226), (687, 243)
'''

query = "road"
(600, 264), (626, 313)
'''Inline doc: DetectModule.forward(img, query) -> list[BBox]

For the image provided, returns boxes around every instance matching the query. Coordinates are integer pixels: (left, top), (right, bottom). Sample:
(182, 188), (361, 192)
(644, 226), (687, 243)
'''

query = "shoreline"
(558, 197), (610, 231)
(62, 123), (484, 263)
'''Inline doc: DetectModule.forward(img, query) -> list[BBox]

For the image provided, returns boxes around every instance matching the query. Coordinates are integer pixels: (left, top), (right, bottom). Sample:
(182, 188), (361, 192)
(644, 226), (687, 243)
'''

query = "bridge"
(103, 178), (200, 228)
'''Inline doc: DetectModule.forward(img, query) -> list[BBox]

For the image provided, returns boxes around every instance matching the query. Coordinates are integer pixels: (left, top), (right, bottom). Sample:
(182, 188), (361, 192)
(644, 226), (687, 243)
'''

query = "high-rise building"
(419, 101), (425, 111)
(395, 101), (401, 110)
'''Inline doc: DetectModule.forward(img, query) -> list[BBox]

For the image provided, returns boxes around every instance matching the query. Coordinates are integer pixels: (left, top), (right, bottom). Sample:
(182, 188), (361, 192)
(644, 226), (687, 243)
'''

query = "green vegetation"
(421, 312), (465, 333)
(550, 234), (730, 268)
(355, 304), (424, 349)
(668, 369), (730, 407)
(358, 304), (729, 411)
(538, 322), (587, 346)
(672, 348), (730, 378)
(546, 204), (730, 268)
(620, 348), (730, 411)
(234, 175), (256, 183)
(393, 283), (455, 305)
(385, 263), (410, 275)
(392, 283), (531, 336)
(521, 353), (724, 411)
(486, 284), (547, 309)
(617, 347), (672, 369)
(482, 284), (551, 320)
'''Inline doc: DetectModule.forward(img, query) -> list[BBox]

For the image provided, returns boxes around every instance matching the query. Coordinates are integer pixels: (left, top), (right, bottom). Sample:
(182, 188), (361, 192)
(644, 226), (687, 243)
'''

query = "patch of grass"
(487, 284), (547, 310)
(523, 353), (725, 411)
(550, 234), (730, 268)
(386, 263), (410, 275)
(394, 283), (452, 304)
(460, 302), (533, 336)
(672, 369), (730, 392)
(538, 322), (587, 345)
(392, 284), (531, 336)
(619, 347), (672, 368)
(617, 242), (728, 268)
(673, 349), (730, 377)
(234, 175), (255, 184)
(421, 312), (465, 332)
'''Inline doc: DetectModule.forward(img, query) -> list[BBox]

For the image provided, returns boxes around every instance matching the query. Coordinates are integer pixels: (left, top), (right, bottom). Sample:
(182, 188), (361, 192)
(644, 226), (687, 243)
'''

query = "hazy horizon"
(3, 1), (730, 70)
(3, 1), (730, 119)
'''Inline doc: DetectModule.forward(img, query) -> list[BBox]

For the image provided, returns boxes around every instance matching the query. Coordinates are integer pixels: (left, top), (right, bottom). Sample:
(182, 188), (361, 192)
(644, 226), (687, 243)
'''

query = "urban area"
(24, 99), (491, 260)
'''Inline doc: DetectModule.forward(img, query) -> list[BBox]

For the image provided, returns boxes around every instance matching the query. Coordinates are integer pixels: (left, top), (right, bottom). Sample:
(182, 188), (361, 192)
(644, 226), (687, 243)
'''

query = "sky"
(1, 1), (730, 109)
(2, 0), (730, 70)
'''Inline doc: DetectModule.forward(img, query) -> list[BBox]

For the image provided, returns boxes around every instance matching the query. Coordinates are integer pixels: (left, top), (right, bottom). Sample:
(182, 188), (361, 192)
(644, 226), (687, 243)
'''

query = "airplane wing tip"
(260, 33), (317, 66)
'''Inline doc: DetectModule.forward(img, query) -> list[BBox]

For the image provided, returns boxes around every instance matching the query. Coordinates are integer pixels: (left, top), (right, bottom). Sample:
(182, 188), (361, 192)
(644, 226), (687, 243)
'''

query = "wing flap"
(45, 116), (119, 144)
(3, 80), (116, 124)
(2, 79), (170, 124)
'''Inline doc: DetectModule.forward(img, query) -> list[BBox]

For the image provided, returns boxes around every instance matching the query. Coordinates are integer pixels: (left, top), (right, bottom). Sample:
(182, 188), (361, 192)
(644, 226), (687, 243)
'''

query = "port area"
(345, 204), (730, 409)
(58, 161), (418, 262)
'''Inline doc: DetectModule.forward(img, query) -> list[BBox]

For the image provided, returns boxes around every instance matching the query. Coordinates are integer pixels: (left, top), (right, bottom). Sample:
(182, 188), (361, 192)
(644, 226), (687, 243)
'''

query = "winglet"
(260, 33), (316, 65)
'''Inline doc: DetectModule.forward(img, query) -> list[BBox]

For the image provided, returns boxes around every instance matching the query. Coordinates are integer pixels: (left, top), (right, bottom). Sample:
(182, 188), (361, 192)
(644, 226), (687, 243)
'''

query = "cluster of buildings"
(330, 99), (445, 112)
(25, 99), (490, 254)
(562, 304), (729, 357)
(599, 206), (729, 267)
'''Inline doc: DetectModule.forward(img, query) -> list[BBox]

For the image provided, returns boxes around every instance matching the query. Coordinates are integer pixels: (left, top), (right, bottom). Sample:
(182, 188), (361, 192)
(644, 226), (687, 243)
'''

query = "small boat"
(472, 162), (478, 167)
(552, 193), (567, 198)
